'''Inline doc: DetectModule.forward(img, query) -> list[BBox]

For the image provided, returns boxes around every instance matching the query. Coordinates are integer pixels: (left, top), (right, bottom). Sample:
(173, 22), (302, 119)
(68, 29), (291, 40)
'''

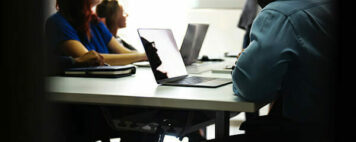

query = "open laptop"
(138, 28), (232, 88)
(134, 24), (209, 68)
(180, 24), (227, 74)
(180, 23), (209, 65)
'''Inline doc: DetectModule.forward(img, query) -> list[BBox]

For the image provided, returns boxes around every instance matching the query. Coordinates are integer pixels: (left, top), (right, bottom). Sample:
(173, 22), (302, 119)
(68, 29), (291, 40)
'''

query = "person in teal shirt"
(231, 0), (336, 141)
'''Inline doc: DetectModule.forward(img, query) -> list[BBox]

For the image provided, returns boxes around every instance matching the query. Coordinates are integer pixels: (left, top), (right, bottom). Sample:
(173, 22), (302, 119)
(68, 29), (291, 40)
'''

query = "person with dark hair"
(46, 0), (146, 66)
(96, 0), (137, 51)
(45, 1), (153, 141)
(215, 0), (337, 141)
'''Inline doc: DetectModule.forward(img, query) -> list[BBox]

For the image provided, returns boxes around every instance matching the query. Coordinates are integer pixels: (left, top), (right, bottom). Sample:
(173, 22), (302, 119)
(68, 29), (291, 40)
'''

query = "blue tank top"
(45, 12), (113, 54)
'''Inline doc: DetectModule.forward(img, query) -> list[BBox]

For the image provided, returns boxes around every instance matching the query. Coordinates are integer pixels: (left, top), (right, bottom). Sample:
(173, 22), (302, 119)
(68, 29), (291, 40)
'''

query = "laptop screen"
(180, 24), (209, 65)
(138, 29), (188, 81)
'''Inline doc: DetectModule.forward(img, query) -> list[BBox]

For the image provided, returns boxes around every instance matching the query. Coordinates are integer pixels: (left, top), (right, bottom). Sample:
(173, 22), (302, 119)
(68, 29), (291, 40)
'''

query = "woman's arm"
(59, 39), (147, 66)
(107, 37), (135, 54)
(102, 53), (147, 66)
(103, 37), (147, 65)
(60, 40), (89, 57)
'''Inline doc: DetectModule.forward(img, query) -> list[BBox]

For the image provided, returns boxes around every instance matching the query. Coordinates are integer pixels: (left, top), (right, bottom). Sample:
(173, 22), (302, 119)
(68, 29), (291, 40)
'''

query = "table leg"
(215, 111), (229, 140)
(201, 127), (207, 139)
(245, 111), (259, 135)
(245, 111), (259, 120)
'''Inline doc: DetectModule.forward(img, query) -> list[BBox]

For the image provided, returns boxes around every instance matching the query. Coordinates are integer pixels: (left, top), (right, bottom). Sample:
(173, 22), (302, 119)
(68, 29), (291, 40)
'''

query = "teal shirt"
(232, 0), (336, 123)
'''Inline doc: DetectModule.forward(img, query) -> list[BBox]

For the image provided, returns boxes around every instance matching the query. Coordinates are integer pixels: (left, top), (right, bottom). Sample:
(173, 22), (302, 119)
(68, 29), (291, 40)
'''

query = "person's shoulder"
(89, 20), (106, 31)
(47, 12), (64, 23)
(95, 21), (107, 28)
(92, 20), (113, 39)
(46, 12), (76, 32)
(262, 0), (333, 16)
(46, 13), (61, 27)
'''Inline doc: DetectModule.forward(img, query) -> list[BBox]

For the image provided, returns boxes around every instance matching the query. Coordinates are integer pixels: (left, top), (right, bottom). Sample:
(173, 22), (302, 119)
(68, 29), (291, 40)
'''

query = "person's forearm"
(102, 53), (146, 66)
(108, 37), (135, 54)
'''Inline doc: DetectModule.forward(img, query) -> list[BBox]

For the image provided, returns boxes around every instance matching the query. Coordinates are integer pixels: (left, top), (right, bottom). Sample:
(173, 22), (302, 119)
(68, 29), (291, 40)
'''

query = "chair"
(100, 106), (240, 142)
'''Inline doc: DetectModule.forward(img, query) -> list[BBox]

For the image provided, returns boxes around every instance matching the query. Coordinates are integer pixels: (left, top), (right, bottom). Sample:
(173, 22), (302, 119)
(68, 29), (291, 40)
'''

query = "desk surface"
(48, 67), (263, 112)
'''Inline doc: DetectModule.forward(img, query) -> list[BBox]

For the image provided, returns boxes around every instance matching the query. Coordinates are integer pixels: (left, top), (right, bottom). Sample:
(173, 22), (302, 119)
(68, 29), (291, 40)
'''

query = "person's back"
(232, 0), (336, 141)
(265, 0), (336, 122)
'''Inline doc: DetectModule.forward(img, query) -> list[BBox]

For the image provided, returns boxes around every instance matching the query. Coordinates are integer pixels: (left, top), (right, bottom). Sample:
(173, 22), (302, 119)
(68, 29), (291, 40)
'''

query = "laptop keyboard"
(170, 76), (215, 84)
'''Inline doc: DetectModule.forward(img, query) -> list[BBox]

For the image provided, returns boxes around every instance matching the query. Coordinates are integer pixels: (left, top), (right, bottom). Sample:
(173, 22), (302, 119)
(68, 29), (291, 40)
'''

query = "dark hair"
(56, 0), (99, 39)
(96, 0), (120, 35)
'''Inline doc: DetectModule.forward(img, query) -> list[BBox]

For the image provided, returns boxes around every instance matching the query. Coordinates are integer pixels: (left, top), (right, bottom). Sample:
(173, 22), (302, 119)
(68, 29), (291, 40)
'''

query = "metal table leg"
(215, 111), (230, 140)
(245, 111), (259, 135)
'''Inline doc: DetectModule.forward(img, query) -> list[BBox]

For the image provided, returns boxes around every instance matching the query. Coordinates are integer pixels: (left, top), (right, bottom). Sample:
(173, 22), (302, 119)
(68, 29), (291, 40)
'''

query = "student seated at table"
(96, 0), (137, 51)
(45, 0), (146, 66)
(225, 0), (337, 142)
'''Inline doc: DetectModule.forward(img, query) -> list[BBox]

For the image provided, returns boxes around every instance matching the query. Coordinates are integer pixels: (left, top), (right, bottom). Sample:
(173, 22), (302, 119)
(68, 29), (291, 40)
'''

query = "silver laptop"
(180, 24), (209, 65)
(138, 28), (232, 88)
(134, 24), (209, 68)
(180, 24), (225, 74)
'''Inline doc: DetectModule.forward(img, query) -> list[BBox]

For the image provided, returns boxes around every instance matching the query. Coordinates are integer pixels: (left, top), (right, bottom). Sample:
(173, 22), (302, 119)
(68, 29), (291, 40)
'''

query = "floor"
(102, 104), (270, 142)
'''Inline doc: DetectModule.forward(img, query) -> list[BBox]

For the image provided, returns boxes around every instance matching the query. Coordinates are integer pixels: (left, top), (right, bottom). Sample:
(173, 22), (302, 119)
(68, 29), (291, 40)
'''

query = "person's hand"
(233, 49), (245, 70)
(74, 50), (104, 67)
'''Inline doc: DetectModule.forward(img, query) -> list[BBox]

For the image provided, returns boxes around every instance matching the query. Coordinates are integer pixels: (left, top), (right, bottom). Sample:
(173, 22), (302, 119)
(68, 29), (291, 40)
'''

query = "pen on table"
(104, 63), (111, 66)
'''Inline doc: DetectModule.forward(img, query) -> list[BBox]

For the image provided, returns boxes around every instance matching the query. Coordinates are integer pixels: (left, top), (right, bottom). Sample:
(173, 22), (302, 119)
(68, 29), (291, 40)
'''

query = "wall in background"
(191, 0), (245, 9)
(120, 0), (246, 57)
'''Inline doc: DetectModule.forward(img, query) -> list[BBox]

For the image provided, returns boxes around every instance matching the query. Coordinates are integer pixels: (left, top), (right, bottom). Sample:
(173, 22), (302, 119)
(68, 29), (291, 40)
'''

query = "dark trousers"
(205, 96), (331, 142)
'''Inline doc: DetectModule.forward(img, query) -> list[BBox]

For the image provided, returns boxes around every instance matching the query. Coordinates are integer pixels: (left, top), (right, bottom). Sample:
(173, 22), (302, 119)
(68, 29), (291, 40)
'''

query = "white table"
(47, 67), (264, 140)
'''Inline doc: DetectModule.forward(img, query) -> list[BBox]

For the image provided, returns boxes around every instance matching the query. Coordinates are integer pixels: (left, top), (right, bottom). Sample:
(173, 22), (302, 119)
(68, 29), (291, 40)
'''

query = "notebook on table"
(137, 28), (231, 88)
(64, 65), (136, 78)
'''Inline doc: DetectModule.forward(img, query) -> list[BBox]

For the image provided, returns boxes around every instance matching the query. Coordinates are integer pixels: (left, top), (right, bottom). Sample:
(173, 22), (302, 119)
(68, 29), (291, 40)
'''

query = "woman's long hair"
(56, 0), (99, 39)
(96, 0), (120, 35)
